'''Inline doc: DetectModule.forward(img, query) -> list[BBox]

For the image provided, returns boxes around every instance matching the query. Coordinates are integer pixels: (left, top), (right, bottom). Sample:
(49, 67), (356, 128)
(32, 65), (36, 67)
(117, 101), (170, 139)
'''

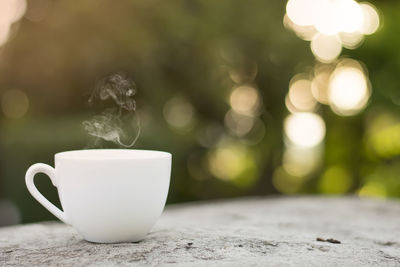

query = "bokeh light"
(283, 14), (317, 41)
(311, 33), (342, 63)
(314, 0), (341, 35)
(207, 141), (258, 187)
(0, 0), (26, 47)
(358, 181), (386, 198)
(318, 165), (353, 194)
(286, 0), (317, 27)
(311, 63), (335, 104)
(273, 166), (305, 194)
(1, 89), (29, 119)
(224, 109), (255, 137)
(335, 0), (364, 34)
(239, 117), (266, 145)
(287, 75), (317, 112)
(229, 85), (260, 116)
(284, 112), (326, 148)
(359, 2), (380, 35)
(196, 122), (224, 148)
(366, 112), (400, 159)
(228, 61), (258, 84)
(163, 96), (195, 130)
(0, 0), (26, 24)
(328, 60), (370, 116)
(339, 32), (364, 49)
(283, 146), (322, 177)
(358, 163), (400, 198)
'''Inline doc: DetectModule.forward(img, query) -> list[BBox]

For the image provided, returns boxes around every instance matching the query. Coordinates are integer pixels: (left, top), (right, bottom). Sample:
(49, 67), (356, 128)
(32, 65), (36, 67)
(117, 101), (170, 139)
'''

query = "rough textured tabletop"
(1, 197), (400, 266)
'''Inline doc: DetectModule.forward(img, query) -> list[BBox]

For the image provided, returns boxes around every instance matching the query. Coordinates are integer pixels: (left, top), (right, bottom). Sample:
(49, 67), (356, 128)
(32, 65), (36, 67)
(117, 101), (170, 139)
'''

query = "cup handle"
(25, 163), (69, 225)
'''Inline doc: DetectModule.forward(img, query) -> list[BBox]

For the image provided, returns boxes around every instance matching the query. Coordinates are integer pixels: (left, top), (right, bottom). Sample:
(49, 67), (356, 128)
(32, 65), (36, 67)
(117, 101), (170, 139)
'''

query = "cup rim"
(55, 149), (171, 160)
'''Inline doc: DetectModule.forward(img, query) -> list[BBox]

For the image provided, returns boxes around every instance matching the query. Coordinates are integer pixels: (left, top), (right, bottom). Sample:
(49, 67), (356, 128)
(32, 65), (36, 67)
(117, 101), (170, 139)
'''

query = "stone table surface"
(1, 196), (400, 266)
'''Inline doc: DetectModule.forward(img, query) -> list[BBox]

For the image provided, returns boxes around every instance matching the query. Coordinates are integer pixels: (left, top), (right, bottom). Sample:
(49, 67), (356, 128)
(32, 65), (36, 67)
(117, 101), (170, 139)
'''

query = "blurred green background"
(0, 0), (399, 225)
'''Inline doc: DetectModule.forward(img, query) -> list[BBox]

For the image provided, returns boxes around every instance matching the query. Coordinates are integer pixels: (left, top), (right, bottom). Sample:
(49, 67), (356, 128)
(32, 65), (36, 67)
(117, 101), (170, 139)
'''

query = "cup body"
(55, 149), (171, 243)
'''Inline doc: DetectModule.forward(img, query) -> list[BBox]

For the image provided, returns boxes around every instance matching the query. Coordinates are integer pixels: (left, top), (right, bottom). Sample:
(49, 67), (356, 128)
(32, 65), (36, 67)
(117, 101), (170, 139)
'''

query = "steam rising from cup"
(82, 73), (141, 148)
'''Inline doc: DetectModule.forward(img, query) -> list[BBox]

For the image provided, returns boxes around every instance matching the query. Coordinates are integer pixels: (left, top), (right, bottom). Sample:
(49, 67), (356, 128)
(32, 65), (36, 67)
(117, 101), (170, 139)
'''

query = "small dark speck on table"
(317, 237), (341, 244)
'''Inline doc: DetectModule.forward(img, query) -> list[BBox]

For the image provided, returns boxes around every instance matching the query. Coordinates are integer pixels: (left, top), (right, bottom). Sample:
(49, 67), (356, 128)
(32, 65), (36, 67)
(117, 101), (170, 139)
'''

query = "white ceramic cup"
(25, 149), (171, 243)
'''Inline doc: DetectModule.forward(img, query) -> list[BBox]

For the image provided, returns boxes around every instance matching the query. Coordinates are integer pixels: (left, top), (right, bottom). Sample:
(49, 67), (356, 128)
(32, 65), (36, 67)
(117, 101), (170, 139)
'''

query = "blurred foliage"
(0, 0), (399, 224)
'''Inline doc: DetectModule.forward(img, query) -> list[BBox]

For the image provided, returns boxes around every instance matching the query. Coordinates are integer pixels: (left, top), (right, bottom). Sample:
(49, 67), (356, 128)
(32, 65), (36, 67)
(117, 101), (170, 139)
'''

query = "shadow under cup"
(28, 149), (171, 243)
